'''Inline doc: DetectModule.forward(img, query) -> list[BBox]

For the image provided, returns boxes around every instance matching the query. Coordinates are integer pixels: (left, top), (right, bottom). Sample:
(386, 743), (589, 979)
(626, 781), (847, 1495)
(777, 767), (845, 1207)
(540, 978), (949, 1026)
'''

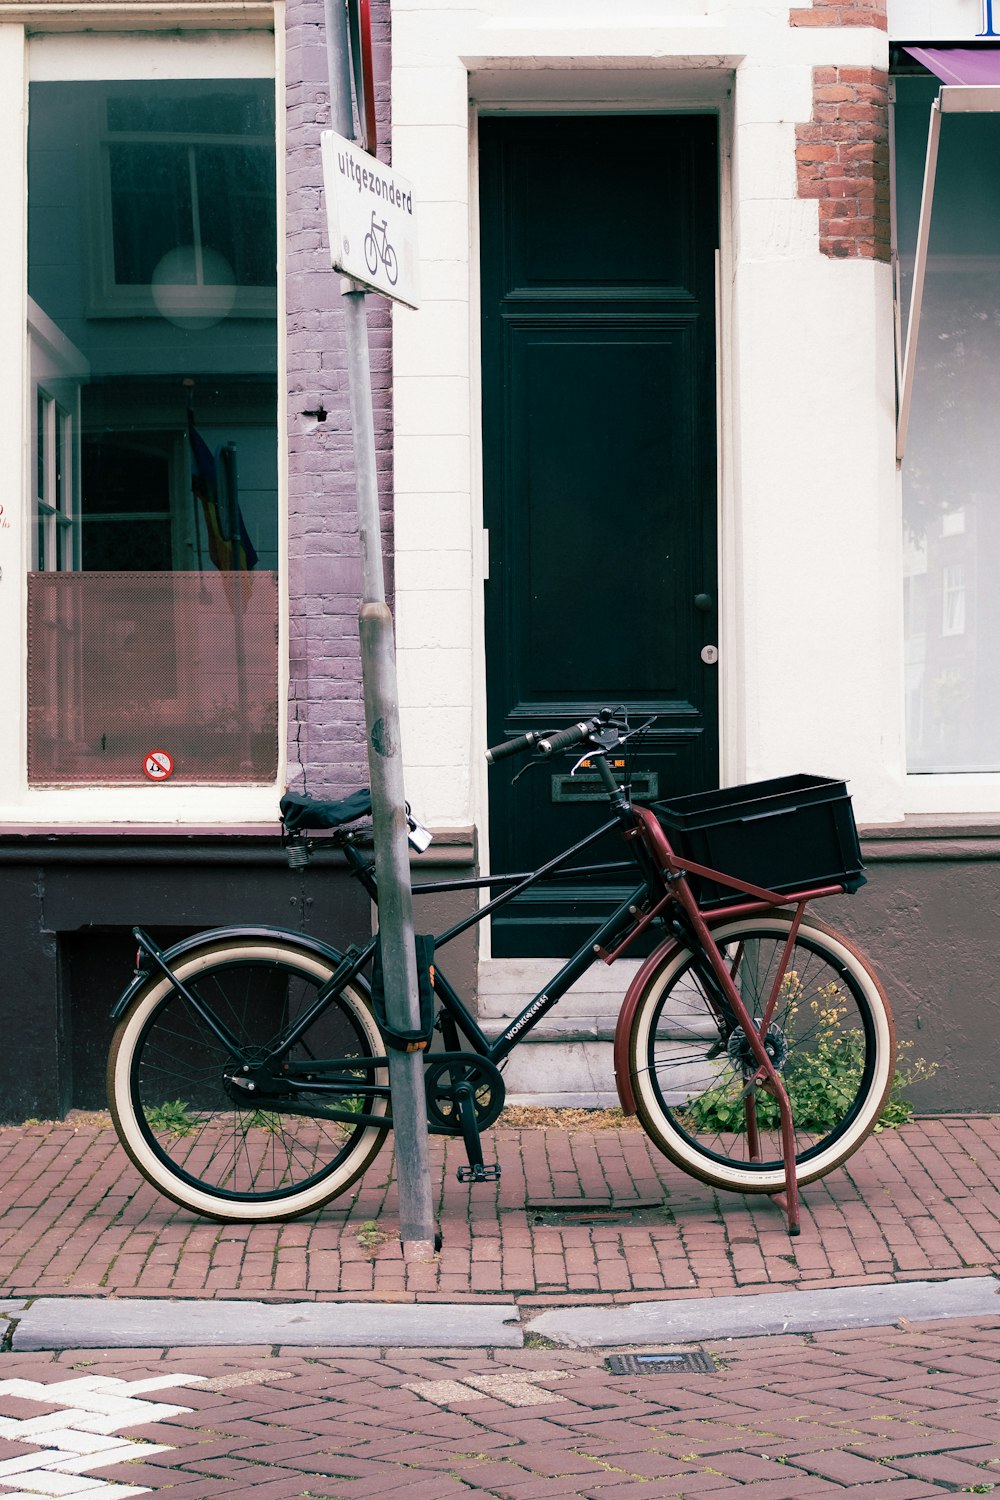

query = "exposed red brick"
(795, 65), (891, 260)
(796, 143), (838, 163)
(790, 0), (887, 25)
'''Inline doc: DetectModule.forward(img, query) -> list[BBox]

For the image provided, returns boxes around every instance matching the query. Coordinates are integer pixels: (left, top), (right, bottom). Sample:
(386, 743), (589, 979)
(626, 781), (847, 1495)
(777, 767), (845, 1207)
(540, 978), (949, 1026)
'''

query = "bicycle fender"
(110, 925), (369, 1021)
(612, 935), (682, 1116)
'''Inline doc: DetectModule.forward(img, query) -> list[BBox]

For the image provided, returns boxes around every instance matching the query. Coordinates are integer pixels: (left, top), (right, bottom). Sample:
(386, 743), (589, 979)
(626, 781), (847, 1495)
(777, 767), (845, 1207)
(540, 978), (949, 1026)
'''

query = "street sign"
(321, 130), (420, 309)
(347, 0), (377, 154)
(143, 750), (174, 781)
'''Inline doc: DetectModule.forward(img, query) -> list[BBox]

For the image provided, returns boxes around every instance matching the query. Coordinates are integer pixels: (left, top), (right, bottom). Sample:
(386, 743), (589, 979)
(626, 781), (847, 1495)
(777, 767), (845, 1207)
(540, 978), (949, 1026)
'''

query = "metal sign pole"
(321, 0), (436, 1255)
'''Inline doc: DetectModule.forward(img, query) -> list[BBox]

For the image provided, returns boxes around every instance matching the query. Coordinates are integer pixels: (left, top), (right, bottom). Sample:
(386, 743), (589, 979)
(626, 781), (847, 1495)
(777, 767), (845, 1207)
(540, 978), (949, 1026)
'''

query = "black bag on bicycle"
(369, 933), (436, 1052)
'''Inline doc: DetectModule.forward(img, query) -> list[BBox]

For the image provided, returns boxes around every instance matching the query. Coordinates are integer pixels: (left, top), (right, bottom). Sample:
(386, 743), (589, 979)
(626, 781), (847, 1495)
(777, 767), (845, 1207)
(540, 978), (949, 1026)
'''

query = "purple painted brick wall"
(284, 0), (394, 797)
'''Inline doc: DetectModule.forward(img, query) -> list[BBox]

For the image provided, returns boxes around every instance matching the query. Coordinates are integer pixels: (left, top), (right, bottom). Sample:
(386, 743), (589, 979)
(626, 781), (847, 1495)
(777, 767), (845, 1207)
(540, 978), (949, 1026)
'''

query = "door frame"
(468, 95), (737, 961)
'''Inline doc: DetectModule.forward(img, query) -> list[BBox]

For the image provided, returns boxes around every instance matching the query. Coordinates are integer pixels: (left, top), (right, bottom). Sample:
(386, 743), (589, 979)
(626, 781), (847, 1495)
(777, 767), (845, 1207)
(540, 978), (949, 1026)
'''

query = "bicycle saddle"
(280, 788), (373, 833)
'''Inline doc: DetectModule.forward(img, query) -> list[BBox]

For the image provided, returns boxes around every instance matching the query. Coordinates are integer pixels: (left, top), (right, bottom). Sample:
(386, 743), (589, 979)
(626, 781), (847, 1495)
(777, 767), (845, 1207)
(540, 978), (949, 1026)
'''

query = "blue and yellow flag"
(188, 413), (258, 572)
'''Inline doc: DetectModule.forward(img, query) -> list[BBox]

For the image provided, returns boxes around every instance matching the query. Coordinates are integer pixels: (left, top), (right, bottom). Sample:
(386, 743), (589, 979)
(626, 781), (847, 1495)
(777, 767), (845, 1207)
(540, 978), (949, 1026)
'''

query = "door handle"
(693, 593), (713, 612)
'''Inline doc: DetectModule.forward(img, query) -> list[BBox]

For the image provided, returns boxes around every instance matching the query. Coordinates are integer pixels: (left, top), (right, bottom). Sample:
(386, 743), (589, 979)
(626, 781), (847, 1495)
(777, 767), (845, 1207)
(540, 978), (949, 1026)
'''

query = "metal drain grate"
(527, 1197), (664, 1227)
(605, 1351), (716, 1376)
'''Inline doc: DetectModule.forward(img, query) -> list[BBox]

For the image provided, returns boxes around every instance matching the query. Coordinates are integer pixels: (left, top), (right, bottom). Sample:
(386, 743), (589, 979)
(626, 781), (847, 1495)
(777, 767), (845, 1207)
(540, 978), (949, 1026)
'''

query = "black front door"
(480, 114), (720, 956)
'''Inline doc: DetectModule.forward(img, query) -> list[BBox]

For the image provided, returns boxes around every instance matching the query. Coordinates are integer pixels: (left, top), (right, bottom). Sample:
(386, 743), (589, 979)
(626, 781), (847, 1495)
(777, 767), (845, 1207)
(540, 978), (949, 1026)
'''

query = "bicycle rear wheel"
(108, 937), (389, 1221)
(627, 915), (896, 1193)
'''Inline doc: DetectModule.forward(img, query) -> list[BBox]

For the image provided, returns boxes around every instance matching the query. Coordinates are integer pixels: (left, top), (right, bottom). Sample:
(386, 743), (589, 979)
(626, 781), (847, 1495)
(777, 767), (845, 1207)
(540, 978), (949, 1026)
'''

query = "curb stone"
(7, 1277), (1000, 1351)
(11, 1297), (524, 1351)
(524, 1274), (1000, 1348)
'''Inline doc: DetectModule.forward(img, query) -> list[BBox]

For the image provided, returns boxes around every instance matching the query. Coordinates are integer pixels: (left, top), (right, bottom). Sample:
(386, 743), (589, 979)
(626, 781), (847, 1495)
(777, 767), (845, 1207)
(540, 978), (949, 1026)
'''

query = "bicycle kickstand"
(744, 1082), (800, 1235)
(454, 1084), (501, 1185)
(770, 1096), (801, 1236)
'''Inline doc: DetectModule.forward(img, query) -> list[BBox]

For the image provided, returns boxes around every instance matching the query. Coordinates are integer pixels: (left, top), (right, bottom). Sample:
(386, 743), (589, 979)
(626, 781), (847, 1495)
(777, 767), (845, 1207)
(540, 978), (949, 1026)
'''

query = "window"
(894, 72), (1000, 773)
(36, 392), (76, 571)
(89, 79), (277, 319)
(941, 563), (966, 637)
(26, 61), (279, 788)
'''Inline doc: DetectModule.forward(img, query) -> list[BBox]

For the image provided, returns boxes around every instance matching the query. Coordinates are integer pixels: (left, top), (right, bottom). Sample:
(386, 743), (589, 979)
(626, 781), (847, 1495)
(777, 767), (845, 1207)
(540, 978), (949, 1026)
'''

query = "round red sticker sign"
(144, 750), (174, 781)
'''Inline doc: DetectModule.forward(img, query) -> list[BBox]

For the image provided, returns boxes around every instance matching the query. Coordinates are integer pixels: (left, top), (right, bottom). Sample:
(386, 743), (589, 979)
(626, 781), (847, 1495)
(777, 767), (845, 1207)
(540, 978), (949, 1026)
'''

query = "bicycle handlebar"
(484, 730), (544, 764)
(538, 719), (604, 755)
(485, 710), (617, 764)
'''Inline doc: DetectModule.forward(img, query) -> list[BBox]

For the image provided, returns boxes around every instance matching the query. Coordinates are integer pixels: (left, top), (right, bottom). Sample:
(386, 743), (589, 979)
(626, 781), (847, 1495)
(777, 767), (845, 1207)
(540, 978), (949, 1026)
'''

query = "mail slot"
(551, 771), (659, 803)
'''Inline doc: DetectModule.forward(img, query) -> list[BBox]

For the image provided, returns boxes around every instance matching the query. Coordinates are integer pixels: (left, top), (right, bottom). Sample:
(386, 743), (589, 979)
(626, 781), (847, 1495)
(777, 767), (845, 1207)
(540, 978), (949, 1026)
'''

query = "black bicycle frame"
(256, 805), (658, 1112)
(129, 771), (665, 1132)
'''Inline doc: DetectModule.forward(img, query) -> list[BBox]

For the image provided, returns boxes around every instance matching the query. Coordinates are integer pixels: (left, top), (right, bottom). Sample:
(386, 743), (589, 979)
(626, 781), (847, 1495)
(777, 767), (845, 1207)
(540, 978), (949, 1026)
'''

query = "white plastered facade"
(390, 0), (906, 891)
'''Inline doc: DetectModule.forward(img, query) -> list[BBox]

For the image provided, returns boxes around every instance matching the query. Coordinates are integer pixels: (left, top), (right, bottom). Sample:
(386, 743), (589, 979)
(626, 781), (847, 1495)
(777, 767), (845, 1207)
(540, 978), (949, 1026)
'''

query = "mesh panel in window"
(28, 570), (279, 784)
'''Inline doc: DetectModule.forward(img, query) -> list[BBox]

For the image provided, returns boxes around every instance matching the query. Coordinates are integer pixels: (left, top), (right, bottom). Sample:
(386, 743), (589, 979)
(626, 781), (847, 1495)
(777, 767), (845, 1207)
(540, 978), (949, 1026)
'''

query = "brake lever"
(510, 757), (541, 786)
(569, 725), (622, 776)
(616, 715), (657, 745)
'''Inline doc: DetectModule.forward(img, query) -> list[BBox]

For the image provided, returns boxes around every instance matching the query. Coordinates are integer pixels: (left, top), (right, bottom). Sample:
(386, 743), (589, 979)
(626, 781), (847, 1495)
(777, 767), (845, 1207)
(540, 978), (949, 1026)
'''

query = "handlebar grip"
(485, 730), (542, 764)
(538, 719), (600, 755)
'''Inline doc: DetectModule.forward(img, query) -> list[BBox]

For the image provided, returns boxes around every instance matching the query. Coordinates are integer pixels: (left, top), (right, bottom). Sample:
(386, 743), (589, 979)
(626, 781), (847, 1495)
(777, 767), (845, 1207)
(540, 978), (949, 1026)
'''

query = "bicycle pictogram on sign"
(143, 750), (174, 781)
(364, 211), (398, 285)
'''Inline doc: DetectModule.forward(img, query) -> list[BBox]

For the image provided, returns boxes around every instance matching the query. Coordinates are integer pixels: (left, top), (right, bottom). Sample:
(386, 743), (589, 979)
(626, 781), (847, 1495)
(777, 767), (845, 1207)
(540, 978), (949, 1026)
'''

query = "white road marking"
(0, 1373), (206, 1499)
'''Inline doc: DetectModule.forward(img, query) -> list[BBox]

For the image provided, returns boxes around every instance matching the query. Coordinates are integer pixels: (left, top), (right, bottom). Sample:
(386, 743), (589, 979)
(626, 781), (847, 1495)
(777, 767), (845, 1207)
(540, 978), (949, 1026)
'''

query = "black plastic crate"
(651, 774), (864, 910)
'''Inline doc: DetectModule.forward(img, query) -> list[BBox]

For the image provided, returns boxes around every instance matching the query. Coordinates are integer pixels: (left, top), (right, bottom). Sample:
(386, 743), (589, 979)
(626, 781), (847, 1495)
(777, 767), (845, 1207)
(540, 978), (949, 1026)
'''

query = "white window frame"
(0, 22), (287, 825)
(30, 298), (88, 574)
(85, 80), (277, 320)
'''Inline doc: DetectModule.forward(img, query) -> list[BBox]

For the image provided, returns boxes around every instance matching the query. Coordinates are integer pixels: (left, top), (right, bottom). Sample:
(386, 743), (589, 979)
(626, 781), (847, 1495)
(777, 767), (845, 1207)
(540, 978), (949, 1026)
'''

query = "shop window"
(26, 72), (278, 786)
(894, 72), (1000, 772)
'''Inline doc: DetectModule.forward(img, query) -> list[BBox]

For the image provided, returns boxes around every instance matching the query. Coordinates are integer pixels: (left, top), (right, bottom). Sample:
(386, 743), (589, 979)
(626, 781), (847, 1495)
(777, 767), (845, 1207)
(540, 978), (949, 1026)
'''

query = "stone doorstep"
(476, 958), (642, 1021)
(480, 1013), (713, 1109)
(480, 1023), (619, 1109)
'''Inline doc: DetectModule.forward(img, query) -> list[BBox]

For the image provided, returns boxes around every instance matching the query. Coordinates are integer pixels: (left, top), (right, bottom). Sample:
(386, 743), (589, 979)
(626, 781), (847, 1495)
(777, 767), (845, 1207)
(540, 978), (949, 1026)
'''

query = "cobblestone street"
(4, 1319), (1000, 1497)
(3, 1115), (1000, 1493)
(2, 1116), (998, 1302)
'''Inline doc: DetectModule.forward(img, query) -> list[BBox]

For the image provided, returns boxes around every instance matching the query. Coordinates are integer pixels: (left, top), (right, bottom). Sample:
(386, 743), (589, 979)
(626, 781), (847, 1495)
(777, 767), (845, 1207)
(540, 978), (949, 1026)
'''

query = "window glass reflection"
(895, 76), (1000, 771)
(26, 75), (279, 785)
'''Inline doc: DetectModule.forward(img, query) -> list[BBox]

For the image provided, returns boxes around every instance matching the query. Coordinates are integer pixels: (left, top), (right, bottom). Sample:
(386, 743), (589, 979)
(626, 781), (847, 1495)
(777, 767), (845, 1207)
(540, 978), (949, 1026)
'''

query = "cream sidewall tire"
(628, 916), (895, 1194)
(108, 941), (388, 1222)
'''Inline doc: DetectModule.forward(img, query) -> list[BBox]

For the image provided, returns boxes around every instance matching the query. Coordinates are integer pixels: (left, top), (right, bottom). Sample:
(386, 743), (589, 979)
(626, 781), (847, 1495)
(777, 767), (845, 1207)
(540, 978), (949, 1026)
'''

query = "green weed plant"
(680, 971), (937, 1137)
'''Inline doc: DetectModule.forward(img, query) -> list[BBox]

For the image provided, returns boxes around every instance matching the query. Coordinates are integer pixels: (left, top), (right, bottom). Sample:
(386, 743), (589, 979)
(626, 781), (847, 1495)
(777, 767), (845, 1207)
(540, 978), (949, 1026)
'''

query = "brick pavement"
(4, 1317), (1000, 1496)
(1, 1114), (999, 1303)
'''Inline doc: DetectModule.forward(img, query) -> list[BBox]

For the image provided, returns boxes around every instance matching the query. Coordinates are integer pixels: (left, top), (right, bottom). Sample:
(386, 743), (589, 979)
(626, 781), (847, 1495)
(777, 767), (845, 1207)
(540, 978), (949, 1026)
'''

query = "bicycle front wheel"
(108, 938), (389, 1221)
(627, 915), (896, 1193)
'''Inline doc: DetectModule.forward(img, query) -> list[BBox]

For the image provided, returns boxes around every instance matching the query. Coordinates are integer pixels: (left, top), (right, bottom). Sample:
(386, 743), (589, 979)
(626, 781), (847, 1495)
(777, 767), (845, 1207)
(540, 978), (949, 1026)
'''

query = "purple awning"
(904, 46), (1000, 86)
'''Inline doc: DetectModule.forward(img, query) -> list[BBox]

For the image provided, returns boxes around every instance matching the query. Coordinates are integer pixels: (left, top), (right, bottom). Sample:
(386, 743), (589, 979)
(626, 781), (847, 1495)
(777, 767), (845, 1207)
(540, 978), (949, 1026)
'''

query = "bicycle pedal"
(457, 1163), (501, 1184)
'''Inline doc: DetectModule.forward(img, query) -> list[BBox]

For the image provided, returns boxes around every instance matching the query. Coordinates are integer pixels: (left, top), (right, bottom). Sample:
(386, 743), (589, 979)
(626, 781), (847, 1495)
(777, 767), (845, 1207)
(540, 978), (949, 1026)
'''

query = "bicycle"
(106, 710), (896, 1235)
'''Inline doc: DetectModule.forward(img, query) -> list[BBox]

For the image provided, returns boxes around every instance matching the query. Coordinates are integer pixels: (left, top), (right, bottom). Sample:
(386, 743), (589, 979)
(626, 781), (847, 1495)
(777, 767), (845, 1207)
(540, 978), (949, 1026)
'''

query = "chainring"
(423, 1052), (506, 1134)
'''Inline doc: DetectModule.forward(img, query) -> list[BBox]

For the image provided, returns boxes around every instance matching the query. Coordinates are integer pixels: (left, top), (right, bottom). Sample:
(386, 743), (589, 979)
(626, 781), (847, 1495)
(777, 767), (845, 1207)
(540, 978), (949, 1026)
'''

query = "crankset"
(423, 1052), (506, 1184)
